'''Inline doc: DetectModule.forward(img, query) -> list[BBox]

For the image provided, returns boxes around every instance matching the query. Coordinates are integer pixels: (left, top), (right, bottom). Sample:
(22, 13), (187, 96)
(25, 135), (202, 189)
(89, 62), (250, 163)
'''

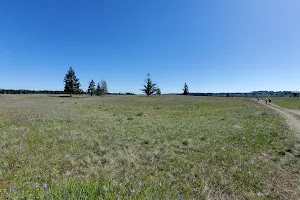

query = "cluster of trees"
(0, 89), (65, 94)
(63, 67), (108, 97)
(2, 66), (298, 97)
(87, 79), (108, 96)
(63, 68), (189, 97)
(251, 90), (297, 97)
(187, 91), (296, 97)
(0, 67), (190, 96)
(2, 67), (295, 97)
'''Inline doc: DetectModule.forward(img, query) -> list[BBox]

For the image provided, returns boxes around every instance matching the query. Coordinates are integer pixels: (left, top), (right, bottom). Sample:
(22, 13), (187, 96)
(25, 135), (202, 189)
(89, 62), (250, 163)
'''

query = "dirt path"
(257, 100), (300, 136)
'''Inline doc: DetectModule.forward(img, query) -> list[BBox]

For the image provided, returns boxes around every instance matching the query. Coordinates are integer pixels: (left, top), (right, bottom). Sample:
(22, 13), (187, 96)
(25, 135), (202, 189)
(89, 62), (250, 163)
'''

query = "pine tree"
(88, 79), (96, 96)
(100, 80), (108, 96)
(63, 66), (81, 97)
(183, 83), (189, 95)
(96, 82), (101, 96)
(140, 73), (157, 96)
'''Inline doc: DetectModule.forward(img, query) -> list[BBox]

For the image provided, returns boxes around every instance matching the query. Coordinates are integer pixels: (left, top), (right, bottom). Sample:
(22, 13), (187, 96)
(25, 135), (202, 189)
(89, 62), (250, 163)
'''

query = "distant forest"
(0, 89), (298, 97)
(0, 89), (135, 95)
(189, 91), (298, 97)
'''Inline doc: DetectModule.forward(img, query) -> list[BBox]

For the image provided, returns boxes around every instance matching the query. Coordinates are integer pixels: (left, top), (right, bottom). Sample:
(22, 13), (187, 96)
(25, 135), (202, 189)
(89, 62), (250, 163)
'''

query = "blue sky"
(0, 0), (299, 93)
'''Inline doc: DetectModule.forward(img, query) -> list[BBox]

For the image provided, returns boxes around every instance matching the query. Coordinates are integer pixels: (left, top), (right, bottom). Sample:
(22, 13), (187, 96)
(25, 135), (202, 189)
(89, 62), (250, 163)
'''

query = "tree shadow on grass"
(49, 95), (71, 98)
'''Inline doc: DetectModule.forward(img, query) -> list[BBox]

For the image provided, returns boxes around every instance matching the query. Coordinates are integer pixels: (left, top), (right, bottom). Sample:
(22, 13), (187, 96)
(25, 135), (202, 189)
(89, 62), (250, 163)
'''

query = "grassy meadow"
(0, 95), (299, 199)
(271, 97), (300, 109)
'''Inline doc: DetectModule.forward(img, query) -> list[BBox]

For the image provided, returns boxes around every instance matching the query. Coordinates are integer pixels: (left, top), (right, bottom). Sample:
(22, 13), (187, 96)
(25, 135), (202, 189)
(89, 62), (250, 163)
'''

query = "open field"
(271, 97), (300, 110)
(0, 95), (300, 199)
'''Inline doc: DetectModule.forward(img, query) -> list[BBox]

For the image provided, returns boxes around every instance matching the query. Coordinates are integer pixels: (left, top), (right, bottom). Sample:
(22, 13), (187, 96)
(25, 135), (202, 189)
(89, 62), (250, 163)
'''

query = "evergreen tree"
(140, 73), (157, 96)
(100, 80), (108, 96)
(183, 83), (189, 95)
(96, 82), (101, 96)
(63, 66), (81, 97)
(156, 88), (161, 95)
(88, 79), (96, 96)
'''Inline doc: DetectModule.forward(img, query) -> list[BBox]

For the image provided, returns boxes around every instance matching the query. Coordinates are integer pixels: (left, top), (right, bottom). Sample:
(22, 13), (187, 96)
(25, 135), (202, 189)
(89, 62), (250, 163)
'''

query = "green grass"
(0, 95), (299, 199)
(271, 97), (300, 109)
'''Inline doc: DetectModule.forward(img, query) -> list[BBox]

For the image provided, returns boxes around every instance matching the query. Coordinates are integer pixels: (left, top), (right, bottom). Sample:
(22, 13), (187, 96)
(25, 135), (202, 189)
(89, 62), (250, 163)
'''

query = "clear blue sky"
(0, 0), (299, 93)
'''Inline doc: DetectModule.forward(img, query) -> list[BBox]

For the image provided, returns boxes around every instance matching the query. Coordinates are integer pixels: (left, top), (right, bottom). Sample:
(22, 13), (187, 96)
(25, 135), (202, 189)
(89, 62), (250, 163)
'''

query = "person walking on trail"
(257, 96), (260, 102)
(265, 98), (268, 104)
(269, 98), (271, 103)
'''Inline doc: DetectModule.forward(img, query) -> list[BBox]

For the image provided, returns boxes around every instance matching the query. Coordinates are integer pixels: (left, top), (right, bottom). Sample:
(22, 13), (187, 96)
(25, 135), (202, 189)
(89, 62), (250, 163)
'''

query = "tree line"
(63, 67), (190, 97)
(0, 66), (189, 96)
(1, 89), (294, 97)
(63, 67), (109, 97)
(5, 66), (295, 97)
(0, 89), (65, 95)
